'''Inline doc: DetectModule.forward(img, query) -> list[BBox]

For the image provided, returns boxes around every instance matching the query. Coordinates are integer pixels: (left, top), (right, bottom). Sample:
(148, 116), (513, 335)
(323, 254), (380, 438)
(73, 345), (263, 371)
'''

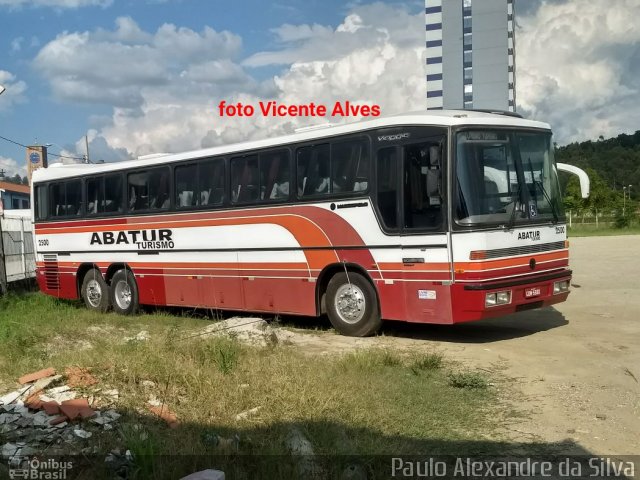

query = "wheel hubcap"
(86, 279), (102, 307)
(334, 283), (366, 324)
(114, 280), (132, 310)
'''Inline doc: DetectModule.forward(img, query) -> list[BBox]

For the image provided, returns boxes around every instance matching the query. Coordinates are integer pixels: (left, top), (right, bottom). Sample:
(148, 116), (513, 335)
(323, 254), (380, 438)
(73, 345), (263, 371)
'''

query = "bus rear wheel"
(326, 271), (381, 337)
(81, 269), (110, 313)
(110, 269), (140, 315)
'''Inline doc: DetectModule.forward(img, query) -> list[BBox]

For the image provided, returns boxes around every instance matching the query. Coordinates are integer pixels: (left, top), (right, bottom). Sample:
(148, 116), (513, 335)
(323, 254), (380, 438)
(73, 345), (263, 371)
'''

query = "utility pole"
(0, 84), (6, 294)
(0, 213), (7, 295)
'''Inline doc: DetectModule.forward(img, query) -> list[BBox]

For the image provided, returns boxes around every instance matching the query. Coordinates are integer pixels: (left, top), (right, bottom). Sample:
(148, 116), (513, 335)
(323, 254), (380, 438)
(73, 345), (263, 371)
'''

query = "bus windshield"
(455, 129), (565, 227)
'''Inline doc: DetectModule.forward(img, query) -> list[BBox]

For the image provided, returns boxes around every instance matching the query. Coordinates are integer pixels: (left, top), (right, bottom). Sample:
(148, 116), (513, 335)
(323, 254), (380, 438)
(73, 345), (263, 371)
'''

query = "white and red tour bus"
(31, 110), (589, 336)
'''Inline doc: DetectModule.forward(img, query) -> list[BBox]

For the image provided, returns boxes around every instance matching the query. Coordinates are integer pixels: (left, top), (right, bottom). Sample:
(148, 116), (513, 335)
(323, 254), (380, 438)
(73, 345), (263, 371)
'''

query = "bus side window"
(261, 150), (290, 201)
(376, 148), (398, 230)
(199, 159), (225, 206)
(403, 142), (443, 231)
(66, 180), (82, 216)
(86, 177), (102, 215)
(297, 144), (330, 197)
(35, 185), (47, 220)
(175, 164), (198, 208)
(332, 139), (369, 194)
(231, 156), (259, 204)
(104, 174), (123, 213)
(49, 183), (63, 217)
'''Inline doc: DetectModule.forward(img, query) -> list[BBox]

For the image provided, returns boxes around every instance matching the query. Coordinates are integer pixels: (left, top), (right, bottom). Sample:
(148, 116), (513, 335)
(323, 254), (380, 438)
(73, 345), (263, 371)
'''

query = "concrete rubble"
(180, 469), (226, 480)
(0, 367), (121, 467)
(200, 317), (295, 346)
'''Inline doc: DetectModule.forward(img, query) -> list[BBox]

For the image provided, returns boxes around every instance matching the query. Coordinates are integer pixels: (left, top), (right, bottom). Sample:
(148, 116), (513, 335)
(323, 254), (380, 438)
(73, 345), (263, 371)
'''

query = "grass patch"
(448, 371), (489, 390)
(0, 293), (511, 479)
(410, 352), (444, 374)
(568, 224), (640, 237)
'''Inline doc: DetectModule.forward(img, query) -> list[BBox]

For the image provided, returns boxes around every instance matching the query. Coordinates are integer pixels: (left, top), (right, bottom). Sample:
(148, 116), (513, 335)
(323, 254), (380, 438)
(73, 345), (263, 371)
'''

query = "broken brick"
(18, 368), (56, 385)
(65, 367), (98, 388)
(61, 398), (91, 409)
(148, 404), (179, 429)
(59, 398), (93, 421)
(79, 407), (97, 419)
(42, 401), (61, 415)
(24, 390), (44, 410)
(59, 405), (81, 421)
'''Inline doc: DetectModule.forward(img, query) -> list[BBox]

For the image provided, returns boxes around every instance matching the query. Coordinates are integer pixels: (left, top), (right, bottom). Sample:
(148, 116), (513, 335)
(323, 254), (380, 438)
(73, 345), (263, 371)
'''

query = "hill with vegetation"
(556, 131), (639, 223)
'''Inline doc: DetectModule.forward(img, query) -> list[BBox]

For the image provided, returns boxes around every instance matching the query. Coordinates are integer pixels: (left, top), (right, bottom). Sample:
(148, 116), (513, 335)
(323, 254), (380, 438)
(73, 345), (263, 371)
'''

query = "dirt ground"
(282, 235), (640, 455)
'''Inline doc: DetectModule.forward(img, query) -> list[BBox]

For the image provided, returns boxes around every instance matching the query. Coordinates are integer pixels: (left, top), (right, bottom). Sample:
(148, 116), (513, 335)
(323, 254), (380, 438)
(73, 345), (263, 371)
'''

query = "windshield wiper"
(503, 182), (523, 231)
(533, 180), (560, 224)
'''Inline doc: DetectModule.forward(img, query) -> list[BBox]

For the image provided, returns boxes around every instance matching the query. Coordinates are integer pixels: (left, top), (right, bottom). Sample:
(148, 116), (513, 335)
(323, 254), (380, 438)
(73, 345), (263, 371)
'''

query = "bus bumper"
(450, 270), (572, 323)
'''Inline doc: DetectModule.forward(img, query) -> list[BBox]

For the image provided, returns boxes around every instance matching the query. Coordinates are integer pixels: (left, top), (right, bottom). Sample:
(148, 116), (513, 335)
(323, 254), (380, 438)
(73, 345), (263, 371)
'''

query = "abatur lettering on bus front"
(90, 229), (175, 250)
(517, 230), (541, 241)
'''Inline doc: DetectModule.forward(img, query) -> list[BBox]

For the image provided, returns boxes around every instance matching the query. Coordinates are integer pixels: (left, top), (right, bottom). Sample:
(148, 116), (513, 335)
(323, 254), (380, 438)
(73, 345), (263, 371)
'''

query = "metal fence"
(0, 210), (36, 290)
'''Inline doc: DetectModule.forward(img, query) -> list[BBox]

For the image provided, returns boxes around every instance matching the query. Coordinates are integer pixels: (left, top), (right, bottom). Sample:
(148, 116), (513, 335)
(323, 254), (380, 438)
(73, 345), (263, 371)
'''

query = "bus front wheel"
(110, 269), (140, 315)
(326, 271), (381, 337)
(81, 269), (110, 313)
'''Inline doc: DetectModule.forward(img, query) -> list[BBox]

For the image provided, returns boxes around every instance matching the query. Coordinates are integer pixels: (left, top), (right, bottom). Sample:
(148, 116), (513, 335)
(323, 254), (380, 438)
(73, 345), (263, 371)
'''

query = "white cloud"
(0, 0), (111, 8)
(34, 17), (243, 110)
(516, 0), (640, 143)
(34, 5), (425, 160)
(0, 70), (27, 111)
(32, 0), (640, 162)
(0, 155), (27, 178)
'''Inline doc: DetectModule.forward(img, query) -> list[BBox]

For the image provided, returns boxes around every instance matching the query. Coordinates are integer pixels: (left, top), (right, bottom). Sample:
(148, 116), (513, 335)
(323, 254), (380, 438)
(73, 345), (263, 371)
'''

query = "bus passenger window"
(332, 139), (369, 194)
(175, 164), (198, 208)
(199, 160), (225, 206)
(49, 183), (64, 217)
(66, 180), (82, 216)
(404, 142), (443, 231)
(261, 150), (290, 201)
(231, 156), (259, 204)
(376, 148), (398, 229)
(297, 144), (330, 197)
(128, 167), (170, 211)
(104, 174), (123, 213)
(35, 186), (47, 220)
(86, 178), (102, 215)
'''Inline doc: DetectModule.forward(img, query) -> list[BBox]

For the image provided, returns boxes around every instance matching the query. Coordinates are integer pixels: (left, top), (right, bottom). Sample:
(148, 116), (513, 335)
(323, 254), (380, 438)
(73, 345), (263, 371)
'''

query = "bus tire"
(81, 269), (110, 313)
(110, 269), (139, 315)
(326, 271), (381, 337)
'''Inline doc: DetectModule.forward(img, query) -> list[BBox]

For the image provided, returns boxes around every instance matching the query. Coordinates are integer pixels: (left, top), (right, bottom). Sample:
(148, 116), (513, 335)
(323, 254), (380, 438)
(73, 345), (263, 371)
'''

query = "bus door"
(399, 139), (453, 324)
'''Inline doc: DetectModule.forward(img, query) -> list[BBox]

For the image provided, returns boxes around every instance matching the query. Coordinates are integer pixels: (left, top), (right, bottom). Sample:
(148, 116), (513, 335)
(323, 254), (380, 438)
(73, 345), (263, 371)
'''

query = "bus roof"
(32, 110), (551, 183)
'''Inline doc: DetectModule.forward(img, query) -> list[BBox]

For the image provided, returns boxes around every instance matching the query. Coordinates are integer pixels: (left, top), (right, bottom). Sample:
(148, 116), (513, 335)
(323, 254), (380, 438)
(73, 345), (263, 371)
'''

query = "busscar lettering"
(90, 229), (174, 250)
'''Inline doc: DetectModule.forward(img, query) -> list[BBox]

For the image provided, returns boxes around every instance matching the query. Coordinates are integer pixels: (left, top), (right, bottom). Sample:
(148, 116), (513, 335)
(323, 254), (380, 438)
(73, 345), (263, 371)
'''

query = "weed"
(448, 371), (489, 390)
(410, 352), (444, 374)
(339, 349), (402, 370)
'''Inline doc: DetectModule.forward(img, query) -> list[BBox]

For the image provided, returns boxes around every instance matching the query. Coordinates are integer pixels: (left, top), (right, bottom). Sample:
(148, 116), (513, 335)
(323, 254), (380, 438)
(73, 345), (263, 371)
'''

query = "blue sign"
(529, 202), (538, 218)
(30, 152), (40, 164)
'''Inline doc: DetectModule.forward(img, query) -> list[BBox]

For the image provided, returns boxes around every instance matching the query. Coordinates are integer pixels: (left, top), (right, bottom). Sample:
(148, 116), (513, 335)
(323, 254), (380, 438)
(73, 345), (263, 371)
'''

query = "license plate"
(525, 287), (541, 298)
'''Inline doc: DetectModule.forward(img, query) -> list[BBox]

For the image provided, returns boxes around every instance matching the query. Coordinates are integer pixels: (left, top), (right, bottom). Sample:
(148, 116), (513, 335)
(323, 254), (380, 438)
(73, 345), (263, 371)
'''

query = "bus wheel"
(81, 269), (110, 313)
(326, 271), (381, 337)
(110, 269), (139, 315)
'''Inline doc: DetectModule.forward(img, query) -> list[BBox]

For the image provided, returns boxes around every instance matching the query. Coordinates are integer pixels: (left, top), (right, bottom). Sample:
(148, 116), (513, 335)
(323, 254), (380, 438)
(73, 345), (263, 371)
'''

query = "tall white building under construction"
(425, 0), (516, 112)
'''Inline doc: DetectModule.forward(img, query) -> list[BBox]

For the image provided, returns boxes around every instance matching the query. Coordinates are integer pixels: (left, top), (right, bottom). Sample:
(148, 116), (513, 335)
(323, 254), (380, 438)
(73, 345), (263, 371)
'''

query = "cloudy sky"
(0, 0), (639, 177)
